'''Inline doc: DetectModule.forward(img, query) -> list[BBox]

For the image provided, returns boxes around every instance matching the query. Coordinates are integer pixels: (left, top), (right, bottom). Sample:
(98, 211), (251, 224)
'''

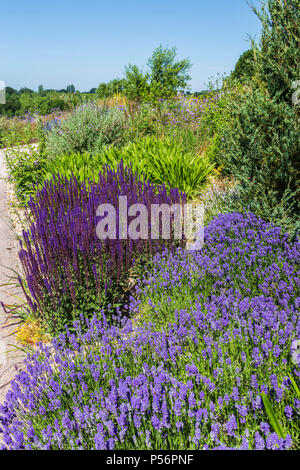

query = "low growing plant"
(0, 213), (299, 450)
(43, 151), (105, 184)
(4, 146), (48, 205)
(0, 116), (38, 148)
(18, 162), (185, 334)
(98, 136), (215, 199)
(45, 103), (127, 156)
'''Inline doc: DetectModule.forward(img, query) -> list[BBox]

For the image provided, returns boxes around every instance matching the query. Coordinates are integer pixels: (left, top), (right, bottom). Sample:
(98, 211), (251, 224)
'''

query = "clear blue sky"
(0, 0), (262, 92)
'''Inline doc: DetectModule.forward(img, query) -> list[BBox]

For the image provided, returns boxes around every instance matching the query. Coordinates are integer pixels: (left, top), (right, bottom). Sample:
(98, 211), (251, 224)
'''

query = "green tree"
(124, 64), (149, 102)
(110, 78), (127, 95)
(19, 87), (34, 95)
(231, 49), (256, 82)
(97, 79), (127, 99)
(123, 45), (192, 103)
(96, 82), (109, 98)
(147, 45), (192, 102)
(212, 0), (300, 233)
(250, 0), (300, 102)
(66, 84), (75, 93)
(38, 84), (45, 95)
(0, 87), (20, 117)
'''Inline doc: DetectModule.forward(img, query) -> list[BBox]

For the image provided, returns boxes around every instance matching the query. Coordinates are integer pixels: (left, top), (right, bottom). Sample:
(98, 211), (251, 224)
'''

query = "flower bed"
(0, 212), (299, 450)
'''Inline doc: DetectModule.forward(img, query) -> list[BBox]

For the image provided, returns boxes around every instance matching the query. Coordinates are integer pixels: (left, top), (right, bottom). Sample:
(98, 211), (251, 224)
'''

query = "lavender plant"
(0, 212), (299, 450)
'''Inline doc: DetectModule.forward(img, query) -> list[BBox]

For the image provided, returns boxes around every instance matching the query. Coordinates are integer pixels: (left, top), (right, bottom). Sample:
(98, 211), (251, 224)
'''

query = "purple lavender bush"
(0, 212), (299, 450)
(17, 162), (185, 333)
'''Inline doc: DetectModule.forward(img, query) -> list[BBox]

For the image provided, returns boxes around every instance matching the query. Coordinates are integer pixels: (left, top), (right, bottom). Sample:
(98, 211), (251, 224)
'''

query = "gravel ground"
(0, 147), (26, 407)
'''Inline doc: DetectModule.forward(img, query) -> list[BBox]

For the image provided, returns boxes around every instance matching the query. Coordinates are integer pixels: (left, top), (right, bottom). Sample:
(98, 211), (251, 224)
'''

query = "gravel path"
(0, 148), (25, 406)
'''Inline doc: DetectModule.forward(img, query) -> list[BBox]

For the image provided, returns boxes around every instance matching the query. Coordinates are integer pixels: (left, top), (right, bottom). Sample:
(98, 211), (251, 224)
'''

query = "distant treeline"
(0, 85), (97, 118)
(0, 84), (210, 118)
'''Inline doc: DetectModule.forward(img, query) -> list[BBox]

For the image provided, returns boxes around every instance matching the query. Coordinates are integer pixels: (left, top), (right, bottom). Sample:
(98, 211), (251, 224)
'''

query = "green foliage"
(251, 0), (300, 103)
(199, 83), (247, 163)
(66, 84), (75, 93)
(123, 45), (192, 104)
(0, 87), (21, 117)
(4, 146), (48, 204)
(43, 151), (105, 184)
(18, 93), (67, 116)
(124, 65), (149, 102)
(212, 86), (300, 233)
(261, 392), (286, 439)
(146, 45), (192, 102)
(204, 0), (300, 234)
(42, 134), (214, 200)
(0, 86), (94, 118)
(132, 216), (300, 448)
(97, 79), (127, 99)
(98, 135), (214, 198)
(192, 90), (211, 98)
(0, 88), (69, 117)
(231, 49), (256, 82)
(0, 116), (39, 148)
(123, 103), (161, 141)
(5, 98), (215, 203)
(38, 85), (45, 96)
(45, 104), (126, 156)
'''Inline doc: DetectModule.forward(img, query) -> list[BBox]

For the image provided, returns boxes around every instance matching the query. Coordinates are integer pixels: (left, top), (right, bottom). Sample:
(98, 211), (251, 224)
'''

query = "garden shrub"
(5, 121), (214, 205)
(0, 87), (70, 119)
(203, 0), (300, 235)
(0, 115), (39, 149)
(123, 94), (214, 150)
(98, 135), (215, 199)
(18, 162), (185, 333)
(251, 0), (300, 104)
(213, 87), (300, 233)
(4, 146), (48, 204)
(43, 151), (106, 184)
(200, 82), (248, 168)
(231, 49), (255, 83)
(43, 135), (215, 200)
(123, 102), (161, 141)
(45, 103), (127, 156)
(1, 212), (299, 450)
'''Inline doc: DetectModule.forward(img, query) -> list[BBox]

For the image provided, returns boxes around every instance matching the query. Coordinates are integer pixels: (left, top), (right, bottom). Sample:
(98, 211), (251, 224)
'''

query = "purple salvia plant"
(17, 162), (186, 332)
